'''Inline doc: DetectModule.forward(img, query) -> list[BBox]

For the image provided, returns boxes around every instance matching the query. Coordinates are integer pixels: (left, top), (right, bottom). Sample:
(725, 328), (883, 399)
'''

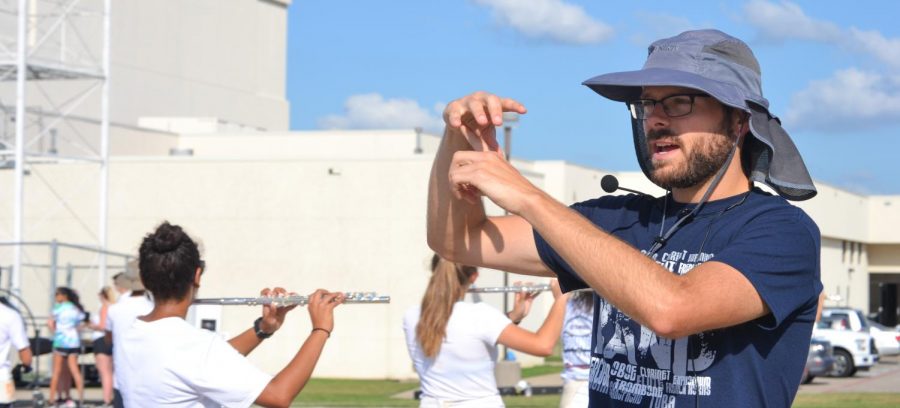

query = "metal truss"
(0, 0), (111, 294)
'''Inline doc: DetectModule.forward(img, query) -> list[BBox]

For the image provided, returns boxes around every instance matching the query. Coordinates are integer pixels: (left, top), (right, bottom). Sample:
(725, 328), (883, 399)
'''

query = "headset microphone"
(601, 175), (653, 197)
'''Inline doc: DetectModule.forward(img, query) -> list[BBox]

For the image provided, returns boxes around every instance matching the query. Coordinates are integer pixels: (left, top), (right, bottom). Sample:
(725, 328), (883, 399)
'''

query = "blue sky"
(287, 0), (900, 195)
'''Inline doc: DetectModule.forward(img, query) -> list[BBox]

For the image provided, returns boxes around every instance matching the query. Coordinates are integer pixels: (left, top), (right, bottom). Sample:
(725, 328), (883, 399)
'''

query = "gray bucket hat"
(115, 259), (144, 291)
(583, 29), (816, 201)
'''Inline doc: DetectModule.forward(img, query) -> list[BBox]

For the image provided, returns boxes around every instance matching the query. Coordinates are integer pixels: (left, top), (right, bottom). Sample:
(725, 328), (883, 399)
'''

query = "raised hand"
(443, 91), (527, 154)
(441, 92), (546, 214)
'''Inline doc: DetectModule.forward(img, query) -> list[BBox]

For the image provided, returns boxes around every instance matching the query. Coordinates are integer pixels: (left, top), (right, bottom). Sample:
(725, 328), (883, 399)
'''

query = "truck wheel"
(830, 349), (856, 377)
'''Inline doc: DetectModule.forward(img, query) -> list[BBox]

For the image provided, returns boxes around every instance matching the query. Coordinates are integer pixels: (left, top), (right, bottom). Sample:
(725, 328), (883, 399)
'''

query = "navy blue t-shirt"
(534, 188), (822, 408)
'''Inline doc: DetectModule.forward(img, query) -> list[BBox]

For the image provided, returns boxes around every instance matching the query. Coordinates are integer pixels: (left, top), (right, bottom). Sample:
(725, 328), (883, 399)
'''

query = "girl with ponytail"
(48, 286), (87, 405)
(403, 255), (567, 407)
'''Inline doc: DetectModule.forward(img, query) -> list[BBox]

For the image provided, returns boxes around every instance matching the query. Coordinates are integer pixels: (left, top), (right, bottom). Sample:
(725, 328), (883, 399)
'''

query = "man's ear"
(735, 111), (750, 138)
(193, 267), (202, 287)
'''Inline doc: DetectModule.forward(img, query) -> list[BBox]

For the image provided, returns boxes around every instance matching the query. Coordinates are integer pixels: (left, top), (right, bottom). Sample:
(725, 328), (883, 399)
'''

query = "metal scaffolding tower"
(0, 0), (111, 293)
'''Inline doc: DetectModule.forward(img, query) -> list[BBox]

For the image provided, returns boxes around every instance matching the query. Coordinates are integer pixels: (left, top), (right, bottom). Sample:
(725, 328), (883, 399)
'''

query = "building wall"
(0, 0), (290, 159)
(869, 244), (900, 273)
(868, 196), (900, 244)
(110, 0), (289, 130)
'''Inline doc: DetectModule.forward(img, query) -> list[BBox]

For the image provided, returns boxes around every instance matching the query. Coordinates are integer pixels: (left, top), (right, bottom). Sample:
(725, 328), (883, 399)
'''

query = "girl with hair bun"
(114, 221), (345, 408)
(403, 254), (567, 407)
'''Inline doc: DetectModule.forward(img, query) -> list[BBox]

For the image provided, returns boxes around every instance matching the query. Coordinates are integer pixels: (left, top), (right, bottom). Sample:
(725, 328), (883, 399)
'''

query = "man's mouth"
(651, 140), (680, 159)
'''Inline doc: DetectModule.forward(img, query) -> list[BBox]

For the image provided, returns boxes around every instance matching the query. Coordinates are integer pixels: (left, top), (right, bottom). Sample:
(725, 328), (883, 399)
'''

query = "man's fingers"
(444, 100), (467, 128)
(500, 97), (527, 115)
(466, 98), (490, 127)
(444, 93), (527, 129)
(485, 95), (504, 126)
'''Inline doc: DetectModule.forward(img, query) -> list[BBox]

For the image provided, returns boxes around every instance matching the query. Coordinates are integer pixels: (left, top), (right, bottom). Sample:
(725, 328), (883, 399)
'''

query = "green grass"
(793, 393), (900, 408)
(292, 378), (420, 407)
(520, 362), (563, 378)
(290, 371), (900, 407)
(291, 366), (563, 407)
(291, 378), (561, 407)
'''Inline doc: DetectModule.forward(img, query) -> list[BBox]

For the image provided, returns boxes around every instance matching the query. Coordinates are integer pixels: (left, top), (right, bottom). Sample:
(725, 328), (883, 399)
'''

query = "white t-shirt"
(0, 304), (29, 373)
(116, 317), (272, 408)
(107, 293), (154, 388)
(403, 301), (511, 404)
(106, 294), (154, 338)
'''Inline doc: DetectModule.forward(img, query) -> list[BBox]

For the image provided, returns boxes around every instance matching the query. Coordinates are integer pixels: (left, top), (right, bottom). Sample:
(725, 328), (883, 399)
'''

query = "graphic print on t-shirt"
(588, 249), (716, 407)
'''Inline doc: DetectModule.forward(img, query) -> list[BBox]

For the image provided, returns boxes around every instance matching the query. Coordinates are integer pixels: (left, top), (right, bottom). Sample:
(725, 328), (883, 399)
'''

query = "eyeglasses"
(627, 93), (710, 120)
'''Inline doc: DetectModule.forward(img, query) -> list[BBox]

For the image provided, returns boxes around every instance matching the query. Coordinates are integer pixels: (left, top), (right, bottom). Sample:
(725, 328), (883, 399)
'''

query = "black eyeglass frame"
(627, 93), (711, 120)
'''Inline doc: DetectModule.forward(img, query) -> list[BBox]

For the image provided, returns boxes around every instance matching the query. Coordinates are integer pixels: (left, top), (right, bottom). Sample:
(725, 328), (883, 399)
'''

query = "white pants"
(559, 379), (589, 408)
(0, 370), (13, 404)
(419, 394), (504, 408)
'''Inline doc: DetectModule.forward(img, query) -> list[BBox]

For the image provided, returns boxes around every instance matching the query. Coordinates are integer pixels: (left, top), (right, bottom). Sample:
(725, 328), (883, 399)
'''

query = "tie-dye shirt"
(52, 301), (85, 349)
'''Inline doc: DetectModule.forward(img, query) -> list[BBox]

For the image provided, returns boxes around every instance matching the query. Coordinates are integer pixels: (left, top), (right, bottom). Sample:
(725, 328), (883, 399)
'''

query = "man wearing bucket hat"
(427, 29), (821, 407)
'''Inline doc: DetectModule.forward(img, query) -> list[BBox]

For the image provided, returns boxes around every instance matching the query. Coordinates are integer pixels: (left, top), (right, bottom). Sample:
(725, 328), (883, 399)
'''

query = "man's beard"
(646, 124), (735, 190)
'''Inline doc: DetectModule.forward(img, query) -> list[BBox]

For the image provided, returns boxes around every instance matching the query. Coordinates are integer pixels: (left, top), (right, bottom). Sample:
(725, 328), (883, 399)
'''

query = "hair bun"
(151, 222), (185, 253)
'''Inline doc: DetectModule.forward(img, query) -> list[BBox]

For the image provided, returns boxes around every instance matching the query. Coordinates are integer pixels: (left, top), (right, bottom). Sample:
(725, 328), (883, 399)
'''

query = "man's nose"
(644, 104), (670, 129)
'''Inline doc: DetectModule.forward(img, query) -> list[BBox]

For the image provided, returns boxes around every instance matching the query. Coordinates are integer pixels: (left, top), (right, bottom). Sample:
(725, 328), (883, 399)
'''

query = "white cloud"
(743, 0), (841, 42)
(847, 28), (900, 70)
(785, 68), (900, 132)
(318, 93), (445, 131)
(744, 1), (900, 69)
(473, 0), (614, 44)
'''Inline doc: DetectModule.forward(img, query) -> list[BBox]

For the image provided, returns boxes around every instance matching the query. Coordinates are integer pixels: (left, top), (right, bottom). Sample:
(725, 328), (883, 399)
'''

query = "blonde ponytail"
(416, 255), (476, 357)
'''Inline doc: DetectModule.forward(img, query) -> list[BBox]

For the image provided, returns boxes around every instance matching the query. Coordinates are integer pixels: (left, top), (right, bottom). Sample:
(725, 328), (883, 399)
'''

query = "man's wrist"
(518, 189), (552, 220)
(253, 317), (274, 340)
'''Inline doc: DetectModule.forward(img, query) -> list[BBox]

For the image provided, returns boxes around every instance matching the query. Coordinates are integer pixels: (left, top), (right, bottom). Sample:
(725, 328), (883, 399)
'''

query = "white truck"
(813, 307), (879, 377)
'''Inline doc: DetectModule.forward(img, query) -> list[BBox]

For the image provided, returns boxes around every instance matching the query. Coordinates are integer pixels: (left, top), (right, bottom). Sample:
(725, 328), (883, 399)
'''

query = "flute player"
(114, 221), (345, 408)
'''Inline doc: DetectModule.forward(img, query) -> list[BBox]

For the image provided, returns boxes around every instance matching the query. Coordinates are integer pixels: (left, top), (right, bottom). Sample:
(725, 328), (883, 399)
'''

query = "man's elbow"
(427, 235), (461, 263)
(644, 299), (695, 339)
(647, 319), (690, 340)
(426, 234), (445, 256)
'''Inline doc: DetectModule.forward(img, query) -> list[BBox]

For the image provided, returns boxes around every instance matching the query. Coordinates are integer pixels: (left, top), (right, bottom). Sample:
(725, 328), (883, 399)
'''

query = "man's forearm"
(427, 127), (488, 258)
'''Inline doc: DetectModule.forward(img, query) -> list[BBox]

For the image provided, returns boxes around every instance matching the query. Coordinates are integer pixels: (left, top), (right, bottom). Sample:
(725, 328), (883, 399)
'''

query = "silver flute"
(193, 292), (390, 307)
(467, 284), (551, 294)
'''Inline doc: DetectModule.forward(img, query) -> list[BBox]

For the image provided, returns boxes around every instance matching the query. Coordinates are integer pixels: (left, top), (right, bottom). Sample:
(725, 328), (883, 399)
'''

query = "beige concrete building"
(1, 0), (898, 381)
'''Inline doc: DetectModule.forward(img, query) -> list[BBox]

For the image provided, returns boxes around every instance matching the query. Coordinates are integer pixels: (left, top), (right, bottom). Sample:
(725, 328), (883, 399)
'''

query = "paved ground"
(797, 354), (900, 394)
(12, 386), (107, 407)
